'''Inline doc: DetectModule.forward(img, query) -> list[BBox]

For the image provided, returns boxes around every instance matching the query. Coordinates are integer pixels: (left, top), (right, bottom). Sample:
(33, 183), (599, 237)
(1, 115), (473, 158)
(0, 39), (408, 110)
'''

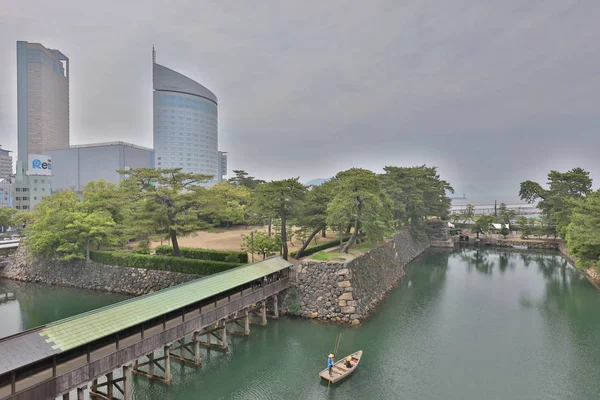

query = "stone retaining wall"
(558, 242), (600, 289)
(474, 238), (559, 250)
(293, 229), (430, 324)
(0, 248), (199, 296)
(425, 221), (449, 241)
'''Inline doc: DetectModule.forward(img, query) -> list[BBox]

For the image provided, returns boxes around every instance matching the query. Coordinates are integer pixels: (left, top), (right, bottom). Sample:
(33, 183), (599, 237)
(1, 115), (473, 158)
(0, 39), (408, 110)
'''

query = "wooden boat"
(319, 350), (363, 384)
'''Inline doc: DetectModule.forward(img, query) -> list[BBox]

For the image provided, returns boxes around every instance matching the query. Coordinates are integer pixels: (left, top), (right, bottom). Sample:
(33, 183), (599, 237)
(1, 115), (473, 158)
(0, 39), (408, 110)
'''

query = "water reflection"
(1, 250), (599, 400)
(458, 247), (495, 274)
(0, 279), (128, 337)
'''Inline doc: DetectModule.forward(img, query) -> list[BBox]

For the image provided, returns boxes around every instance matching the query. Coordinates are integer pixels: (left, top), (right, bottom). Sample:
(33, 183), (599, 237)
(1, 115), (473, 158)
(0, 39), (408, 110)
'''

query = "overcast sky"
(1, 0), (599, 198)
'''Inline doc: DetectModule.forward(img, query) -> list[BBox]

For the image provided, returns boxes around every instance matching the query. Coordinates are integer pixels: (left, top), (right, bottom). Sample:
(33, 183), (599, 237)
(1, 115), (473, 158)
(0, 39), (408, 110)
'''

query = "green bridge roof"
(40, 256), (292, 352)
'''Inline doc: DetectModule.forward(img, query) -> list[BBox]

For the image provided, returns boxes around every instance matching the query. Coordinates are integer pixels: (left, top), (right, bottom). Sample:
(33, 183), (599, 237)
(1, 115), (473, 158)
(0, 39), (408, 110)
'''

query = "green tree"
(380, 165), (453, 227)
(205, 182), (250, 227)
(472, 215), (495, 239)
(81, 179), (129, 245)
(566, 192), (600, 267)
(12, 210), (32, 232)
(496, 203), (516, 225)
(515, 216), (535, 239)
(24, 191), (118, 261)
(0, 207), (17, 229)
(228, 170), (265, 190)
(60, 210), (117, 262)
(293, 180), (336, 258)
(81, 180), (127, 220)
(119, 168), (213, 257)
(538, 217), (558, 239)
(242, 231), (282, 260)
(327, 168), (395, 253)
(519, 167), (592, 237)
(251, 178), (306, 260)
(25, 191), (80, 259)
(461, 204), (475, 225)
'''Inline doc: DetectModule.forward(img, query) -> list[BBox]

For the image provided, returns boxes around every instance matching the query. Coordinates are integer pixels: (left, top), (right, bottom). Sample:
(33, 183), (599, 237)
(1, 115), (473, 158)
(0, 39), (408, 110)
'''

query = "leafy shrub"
(290, 236), (351, 258)
(132, 239), (151, 254)
(90, 250), (242, 275)
(154, 245), (248, 263)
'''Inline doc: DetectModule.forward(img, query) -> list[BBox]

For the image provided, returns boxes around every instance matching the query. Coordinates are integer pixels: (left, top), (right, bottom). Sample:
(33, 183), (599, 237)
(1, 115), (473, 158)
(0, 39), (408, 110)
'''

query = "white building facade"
(46, 142), (154, 192)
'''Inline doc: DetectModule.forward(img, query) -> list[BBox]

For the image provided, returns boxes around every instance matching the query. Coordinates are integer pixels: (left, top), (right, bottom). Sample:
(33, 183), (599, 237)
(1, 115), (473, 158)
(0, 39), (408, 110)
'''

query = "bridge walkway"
(0, 256), (292, 399)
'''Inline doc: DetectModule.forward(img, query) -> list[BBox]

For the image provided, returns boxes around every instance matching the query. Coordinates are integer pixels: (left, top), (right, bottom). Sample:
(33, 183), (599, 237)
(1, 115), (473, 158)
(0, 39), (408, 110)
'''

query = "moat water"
(1, 248), (599, 400)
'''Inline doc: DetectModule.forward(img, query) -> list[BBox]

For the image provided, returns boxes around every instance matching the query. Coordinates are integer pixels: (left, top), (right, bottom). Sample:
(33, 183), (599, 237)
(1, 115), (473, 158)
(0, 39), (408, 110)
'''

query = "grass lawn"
(309, 241), (382, 261)
(351, 242), (380, 252)
(310, 251), (345, 261)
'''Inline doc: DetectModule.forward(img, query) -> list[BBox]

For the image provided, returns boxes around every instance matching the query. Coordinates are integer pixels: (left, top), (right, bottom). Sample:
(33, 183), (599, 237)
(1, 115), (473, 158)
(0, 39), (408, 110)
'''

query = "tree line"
(6, 165), (453, 262)
(519, 167), (600, 268)
(454, 166), (600, 270)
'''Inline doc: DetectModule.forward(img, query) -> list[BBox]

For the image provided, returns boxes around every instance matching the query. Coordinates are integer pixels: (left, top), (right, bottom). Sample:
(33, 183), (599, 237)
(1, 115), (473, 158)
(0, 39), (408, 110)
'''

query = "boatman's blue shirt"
(328, 358), (333, 367)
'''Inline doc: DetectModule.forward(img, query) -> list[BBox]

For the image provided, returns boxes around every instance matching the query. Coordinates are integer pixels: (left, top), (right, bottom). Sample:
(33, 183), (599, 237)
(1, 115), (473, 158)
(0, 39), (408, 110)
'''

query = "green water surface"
(1, 249), (599, 400)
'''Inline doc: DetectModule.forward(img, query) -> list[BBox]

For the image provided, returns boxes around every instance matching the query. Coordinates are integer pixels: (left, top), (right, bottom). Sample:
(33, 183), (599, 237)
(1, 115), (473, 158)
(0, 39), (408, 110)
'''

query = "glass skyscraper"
(14, 41), (69, 210)
(153, 53), (225, 184)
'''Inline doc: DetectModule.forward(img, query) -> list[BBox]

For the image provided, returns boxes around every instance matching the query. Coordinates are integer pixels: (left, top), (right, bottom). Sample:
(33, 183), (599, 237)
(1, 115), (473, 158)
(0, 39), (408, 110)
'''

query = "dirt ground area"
(150, 225), (339, 253)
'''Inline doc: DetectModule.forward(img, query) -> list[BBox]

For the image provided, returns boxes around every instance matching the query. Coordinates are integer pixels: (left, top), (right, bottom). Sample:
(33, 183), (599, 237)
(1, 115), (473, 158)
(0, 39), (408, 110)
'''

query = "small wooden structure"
(319, 350), (363, 384)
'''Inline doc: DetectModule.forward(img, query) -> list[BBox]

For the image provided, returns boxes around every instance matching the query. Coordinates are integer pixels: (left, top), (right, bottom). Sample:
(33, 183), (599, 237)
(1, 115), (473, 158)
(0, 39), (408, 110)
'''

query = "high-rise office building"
(13, 41), (69, 210)
(0, 146), (12, 180)
(152, 48), (226, 185)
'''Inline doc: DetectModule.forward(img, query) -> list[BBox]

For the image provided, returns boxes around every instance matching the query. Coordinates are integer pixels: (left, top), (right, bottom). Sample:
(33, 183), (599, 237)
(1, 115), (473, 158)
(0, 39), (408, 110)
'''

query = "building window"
(41, 180), (45, 183)
(34, 179), (38, 183)
(22, 197), (28, 201)
(16, 206), (20, 210)
(16, 197), (20, 200)
(22, 206), (28, 210)
(42, 188), (45, 191)
(16, 188), (21, 192)
(34, 188), (37, 191)
(34, 197), (37, 200)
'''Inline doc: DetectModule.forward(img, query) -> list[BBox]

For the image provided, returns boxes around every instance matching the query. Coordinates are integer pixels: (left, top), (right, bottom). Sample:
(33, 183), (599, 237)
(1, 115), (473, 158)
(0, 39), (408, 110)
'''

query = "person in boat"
(345, 356), (353, 368)
(328, 354), (335, 376)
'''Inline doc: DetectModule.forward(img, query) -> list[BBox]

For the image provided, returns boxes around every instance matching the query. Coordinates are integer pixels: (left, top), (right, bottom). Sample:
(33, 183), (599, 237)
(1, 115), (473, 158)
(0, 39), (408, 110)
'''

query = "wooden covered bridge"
(0, 256), (292, 400)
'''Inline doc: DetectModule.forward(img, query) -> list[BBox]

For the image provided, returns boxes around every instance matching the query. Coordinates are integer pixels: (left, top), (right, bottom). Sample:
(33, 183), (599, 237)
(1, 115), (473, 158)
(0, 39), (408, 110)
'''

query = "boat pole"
(328, 332), (342, 391)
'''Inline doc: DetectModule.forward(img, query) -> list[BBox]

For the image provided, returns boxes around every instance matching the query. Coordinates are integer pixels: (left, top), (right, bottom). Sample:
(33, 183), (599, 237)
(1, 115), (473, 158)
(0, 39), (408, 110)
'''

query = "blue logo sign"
(32, 159), (51, 170)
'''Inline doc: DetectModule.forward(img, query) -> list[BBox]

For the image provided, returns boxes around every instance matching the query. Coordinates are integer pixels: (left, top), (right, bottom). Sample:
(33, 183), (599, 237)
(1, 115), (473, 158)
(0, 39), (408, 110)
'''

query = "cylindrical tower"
(153, 62), (218, 184)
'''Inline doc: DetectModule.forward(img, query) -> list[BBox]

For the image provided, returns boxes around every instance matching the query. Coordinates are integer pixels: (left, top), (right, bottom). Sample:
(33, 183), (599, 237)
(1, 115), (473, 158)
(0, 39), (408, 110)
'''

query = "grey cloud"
(1, 0), (599, 198)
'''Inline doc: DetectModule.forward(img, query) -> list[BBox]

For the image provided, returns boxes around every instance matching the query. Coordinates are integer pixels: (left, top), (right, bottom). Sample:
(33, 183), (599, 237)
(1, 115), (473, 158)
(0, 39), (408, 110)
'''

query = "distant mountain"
(305, 177), (331, 186)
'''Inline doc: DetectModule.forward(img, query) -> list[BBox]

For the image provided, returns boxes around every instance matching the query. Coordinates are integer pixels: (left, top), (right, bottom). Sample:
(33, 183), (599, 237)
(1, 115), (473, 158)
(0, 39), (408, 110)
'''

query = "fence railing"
(3, 279), (289, 400)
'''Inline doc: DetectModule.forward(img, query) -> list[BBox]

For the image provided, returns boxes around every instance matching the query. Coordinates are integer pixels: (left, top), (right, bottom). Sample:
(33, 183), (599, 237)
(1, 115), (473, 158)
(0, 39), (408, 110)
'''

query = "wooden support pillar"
(221, 324), (228, 349)
(198, 324), (229, 351)
(164, 345), (172, 383)
(244, 309), (250, 336)
(91, 379), (98, 397)
(148, 352), (155, 376)
(123, 364), (132, 400)
(261, 301), (267, 326)
(194, 332), (201, 366)
(227, 314), (236, 335)
(106, 372), (114, 398)
(63, 393), (70, 400)
(77, 386), (86, 400)
(273, 295), (279, 318)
